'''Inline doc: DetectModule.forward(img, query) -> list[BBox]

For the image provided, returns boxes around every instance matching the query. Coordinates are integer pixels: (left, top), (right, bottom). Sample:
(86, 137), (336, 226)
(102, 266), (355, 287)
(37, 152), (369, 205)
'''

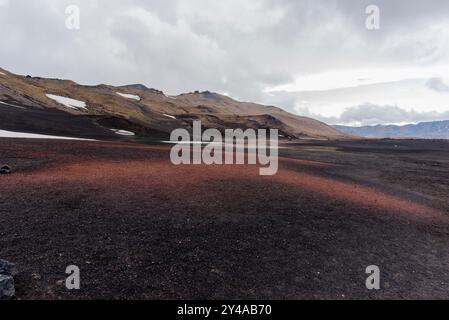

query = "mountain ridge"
(334, 121), (449, 139)
(0, 67), (350, 140)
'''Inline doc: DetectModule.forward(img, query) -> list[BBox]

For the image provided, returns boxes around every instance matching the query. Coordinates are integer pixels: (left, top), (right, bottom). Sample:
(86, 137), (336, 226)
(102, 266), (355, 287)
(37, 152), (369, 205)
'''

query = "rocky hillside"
(0, 67), (349, 140)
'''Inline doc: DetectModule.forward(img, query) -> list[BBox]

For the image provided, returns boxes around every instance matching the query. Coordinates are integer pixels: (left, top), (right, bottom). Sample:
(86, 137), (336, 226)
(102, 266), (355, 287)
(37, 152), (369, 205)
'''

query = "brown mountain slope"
(0, 67), (350, 140)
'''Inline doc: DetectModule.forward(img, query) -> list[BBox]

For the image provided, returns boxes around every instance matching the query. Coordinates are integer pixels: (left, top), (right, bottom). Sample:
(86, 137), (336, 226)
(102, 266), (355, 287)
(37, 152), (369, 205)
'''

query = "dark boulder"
(0, 275), (15, 300)
(0, 165), (11, 174)
(0, 259), (18, 276)
(0, 260), (17, 300)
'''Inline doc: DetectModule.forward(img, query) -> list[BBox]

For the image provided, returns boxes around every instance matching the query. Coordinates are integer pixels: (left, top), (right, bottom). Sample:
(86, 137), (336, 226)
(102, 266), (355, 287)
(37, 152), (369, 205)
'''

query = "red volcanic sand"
(12, 145), (443, 221)
(1, 139), (449, 299)
(274, 169), (445, 221)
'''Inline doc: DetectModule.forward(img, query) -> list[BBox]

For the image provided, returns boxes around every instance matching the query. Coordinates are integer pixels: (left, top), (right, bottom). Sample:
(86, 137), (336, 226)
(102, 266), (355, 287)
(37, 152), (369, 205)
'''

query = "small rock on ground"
(0, 274), (15, 300)
(0, 165), (12, 174)
(0, 259), (18, 276)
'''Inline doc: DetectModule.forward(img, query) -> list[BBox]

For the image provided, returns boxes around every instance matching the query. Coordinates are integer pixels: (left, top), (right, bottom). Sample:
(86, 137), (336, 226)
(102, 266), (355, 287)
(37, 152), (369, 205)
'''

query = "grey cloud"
(0, 0), (448, 116)
(304, 103), (449, 126)
(426, 78), (449, 93)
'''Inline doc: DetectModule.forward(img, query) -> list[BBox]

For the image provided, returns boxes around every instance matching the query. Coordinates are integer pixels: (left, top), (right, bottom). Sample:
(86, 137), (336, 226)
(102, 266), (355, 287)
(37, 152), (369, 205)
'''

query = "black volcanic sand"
(0, 138), (449, 299)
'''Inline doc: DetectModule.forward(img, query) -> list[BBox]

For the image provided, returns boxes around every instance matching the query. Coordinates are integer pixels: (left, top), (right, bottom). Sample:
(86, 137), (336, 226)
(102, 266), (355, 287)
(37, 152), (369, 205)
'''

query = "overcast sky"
(1, 0), (448, 126)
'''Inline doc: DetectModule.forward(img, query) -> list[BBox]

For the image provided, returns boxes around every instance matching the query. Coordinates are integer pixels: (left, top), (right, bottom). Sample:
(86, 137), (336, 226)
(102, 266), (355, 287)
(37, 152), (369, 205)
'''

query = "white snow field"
(0, 129), (94, 140)
(45, 94), (87, 110)
(116, 92), (141, 101)
(163, 114), (177, 119)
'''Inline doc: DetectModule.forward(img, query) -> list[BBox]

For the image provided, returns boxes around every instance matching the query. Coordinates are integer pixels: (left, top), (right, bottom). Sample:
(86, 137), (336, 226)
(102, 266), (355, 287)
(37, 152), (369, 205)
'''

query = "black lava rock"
(0, 166), (11, 174)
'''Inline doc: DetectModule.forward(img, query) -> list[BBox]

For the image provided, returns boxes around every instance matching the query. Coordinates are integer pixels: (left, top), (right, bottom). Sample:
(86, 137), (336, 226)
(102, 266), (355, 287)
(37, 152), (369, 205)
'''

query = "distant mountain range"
(334, 121), (449, 139)
(0, 67), (349, 141)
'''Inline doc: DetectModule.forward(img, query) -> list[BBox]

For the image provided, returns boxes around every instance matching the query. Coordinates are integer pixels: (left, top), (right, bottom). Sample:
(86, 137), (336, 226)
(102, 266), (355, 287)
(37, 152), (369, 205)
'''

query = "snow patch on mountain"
(116, 92), (141, 101)
(46, 94), (87, 110)
(110, 129), (135, 136)
(0, 101), (26, 109)
(0, 129), (94, 140)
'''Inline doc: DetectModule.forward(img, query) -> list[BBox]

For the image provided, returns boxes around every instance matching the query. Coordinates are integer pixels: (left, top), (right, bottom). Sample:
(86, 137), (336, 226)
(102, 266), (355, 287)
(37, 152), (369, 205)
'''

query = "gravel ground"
(0, 138), (448, 299)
